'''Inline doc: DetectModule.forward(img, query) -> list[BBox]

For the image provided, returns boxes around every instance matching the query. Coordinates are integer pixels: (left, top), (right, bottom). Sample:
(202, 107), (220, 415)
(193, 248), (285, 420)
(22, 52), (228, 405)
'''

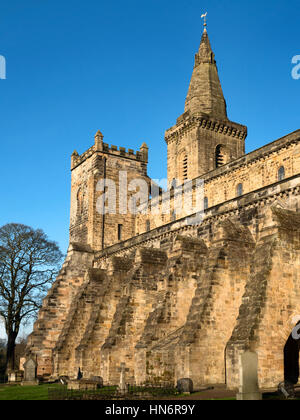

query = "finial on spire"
(201, 12), (208, 31)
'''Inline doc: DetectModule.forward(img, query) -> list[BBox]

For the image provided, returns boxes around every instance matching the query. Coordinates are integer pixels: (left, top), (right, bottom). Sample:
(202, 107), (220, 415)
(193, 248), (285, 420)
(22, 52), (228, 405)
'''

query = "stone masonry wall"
(175, 221), (255, 387)
(226, 207), (300, 389)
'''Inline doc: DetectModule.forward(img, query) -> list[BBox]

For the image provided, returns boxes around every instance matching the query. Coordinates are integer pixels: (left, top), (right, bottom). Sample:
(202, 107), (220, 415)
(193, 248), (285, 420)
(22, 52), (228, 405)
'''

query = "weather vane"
(201, 12), (207, 29)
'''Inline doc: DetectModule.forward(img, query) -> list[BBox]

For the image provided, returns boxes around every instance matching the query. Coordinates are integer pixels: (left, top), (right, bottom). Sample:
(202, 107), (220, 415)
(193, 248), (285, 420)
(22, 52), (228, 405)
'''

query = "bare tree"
(0, 223), (63, 372)
(0, 339), (6, 378)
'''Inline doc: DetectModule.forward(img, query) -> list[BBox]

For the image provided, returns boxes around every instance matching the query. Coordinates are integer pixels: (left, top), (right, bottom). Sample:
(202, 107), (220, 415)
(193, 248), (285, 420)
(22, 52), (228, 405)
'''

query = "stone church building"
(27, 27), (300, 390)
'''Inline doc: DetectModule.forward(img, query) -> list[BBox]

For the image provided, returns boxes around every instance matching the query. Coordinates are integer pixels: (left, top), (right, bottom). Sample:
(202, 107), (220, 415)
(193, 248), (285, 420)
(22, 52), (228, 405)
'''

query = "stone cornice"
(165, 114), (248, 144)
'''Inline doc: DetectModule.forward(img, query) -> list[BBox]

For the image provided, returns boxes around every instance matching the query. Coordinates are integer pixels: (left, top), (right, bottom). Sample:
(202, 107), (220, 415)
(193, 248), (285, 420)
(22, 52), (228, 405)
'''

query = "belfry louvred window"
(216, 145), (226, 168)
(182, 155), (188, 180)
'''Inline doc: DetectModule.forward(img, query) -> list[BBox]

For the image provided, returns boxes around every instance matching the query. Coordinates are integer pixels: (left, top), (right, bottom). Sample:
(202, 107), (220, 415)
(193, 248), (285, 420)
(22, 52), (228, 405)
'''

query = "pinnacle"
(95, 130), (104, 138)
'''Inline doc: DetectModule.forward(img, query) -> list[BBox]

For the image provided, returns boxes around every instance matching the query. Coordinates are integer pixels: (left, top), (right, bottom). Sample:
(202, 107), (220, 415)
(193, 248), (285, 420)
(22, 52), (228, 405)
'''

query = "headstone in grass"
(236, 351), (262, 400)
(118, 363), (129, 394)
(68, 379), (98, 391)
(59, 376), (70, 385)
(22, 358), (39, 386)
(278, 381), (295, 399)
(8, 370), (23, 383)
(90, 376), (104, 389)
(177, 378), (193, 394)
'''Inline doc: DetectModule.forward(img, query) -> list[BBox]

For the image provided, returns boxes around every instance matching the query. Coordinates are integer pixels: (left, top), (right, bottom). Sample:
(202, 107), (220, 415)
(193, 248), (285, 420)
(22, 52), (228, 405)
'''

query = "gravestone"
(278, 381), (295, 399)
(90, 376), (104, 389)
(22, 357), (39, 386)
(8, 370), (23, 383)
(177, 378), (193, 394)
(236, 351), (262, 400)
(59, 376), (70, 386)
(8, 371), (16, 383)
(68, 379), (98, 391)
(118, 363), (130, 394)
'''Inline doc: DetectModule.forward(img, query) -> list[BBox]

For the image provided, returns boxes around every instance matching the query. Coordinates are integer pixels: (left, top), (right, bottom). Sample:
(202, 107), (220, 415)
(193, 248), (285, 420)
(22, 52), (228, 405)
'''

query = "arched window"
(278, 166), (285, 182)
(237, 183), (243, 197)
(216, 145), (228, 168)
(77, 188), (83, 214)
(204, 197), (208, 210)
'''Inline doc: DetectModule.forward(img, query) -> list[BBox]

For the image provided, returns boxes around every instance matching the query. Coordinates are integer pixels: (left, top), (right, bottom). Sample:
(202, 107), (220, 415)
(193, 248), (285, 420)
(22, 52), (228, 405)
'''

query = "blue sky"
(0, 0), (299, 260)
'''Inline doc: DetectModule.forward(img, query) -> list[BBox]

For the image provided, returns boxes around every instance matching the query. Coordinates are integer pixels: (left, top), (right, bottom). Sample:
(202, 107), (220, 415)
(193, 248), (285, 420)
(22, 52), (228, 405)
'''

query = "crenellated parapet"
(71, 131), (148, 171)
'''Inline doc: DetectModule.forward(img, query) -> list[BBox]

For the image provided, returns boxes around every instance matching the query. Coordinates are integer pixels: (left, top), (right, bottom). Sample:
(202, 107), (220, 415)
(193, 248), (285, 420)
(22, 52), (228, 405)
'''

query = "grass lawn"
(0, 384), (120, 401)
(0, 384), (61, 400)
(0, 383), (297, 401)
(0, 384), (235, 400)
(0, 384), (234, 401)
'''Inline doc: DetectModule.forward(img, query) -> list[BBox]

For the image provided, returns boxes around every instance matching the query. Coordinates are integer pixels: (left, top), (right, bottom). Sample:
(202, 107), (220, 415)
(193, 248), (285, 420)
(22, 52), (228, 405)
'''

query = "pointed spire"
(195, 30), (215, 65)
(184, 27), (228, 120)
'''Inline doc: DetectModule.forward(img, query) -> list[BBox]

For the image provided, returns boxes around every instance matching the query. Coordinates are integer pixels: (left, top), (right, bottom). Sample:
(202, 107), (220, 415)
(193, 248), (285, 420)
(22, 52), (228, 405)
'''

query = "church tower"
(69, 131), (150, 251)
(165, 24), (247, 184)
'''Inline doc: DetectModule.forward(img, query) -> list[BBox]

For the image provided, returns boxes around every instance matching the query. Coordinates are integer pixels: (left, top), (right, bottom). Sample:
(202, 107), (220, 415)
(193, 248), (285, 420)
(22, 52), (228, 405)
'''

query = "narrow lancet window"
(237, 183), (243, 197)
(278, 166), (285, 182)
(118, 224), (123, 241)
